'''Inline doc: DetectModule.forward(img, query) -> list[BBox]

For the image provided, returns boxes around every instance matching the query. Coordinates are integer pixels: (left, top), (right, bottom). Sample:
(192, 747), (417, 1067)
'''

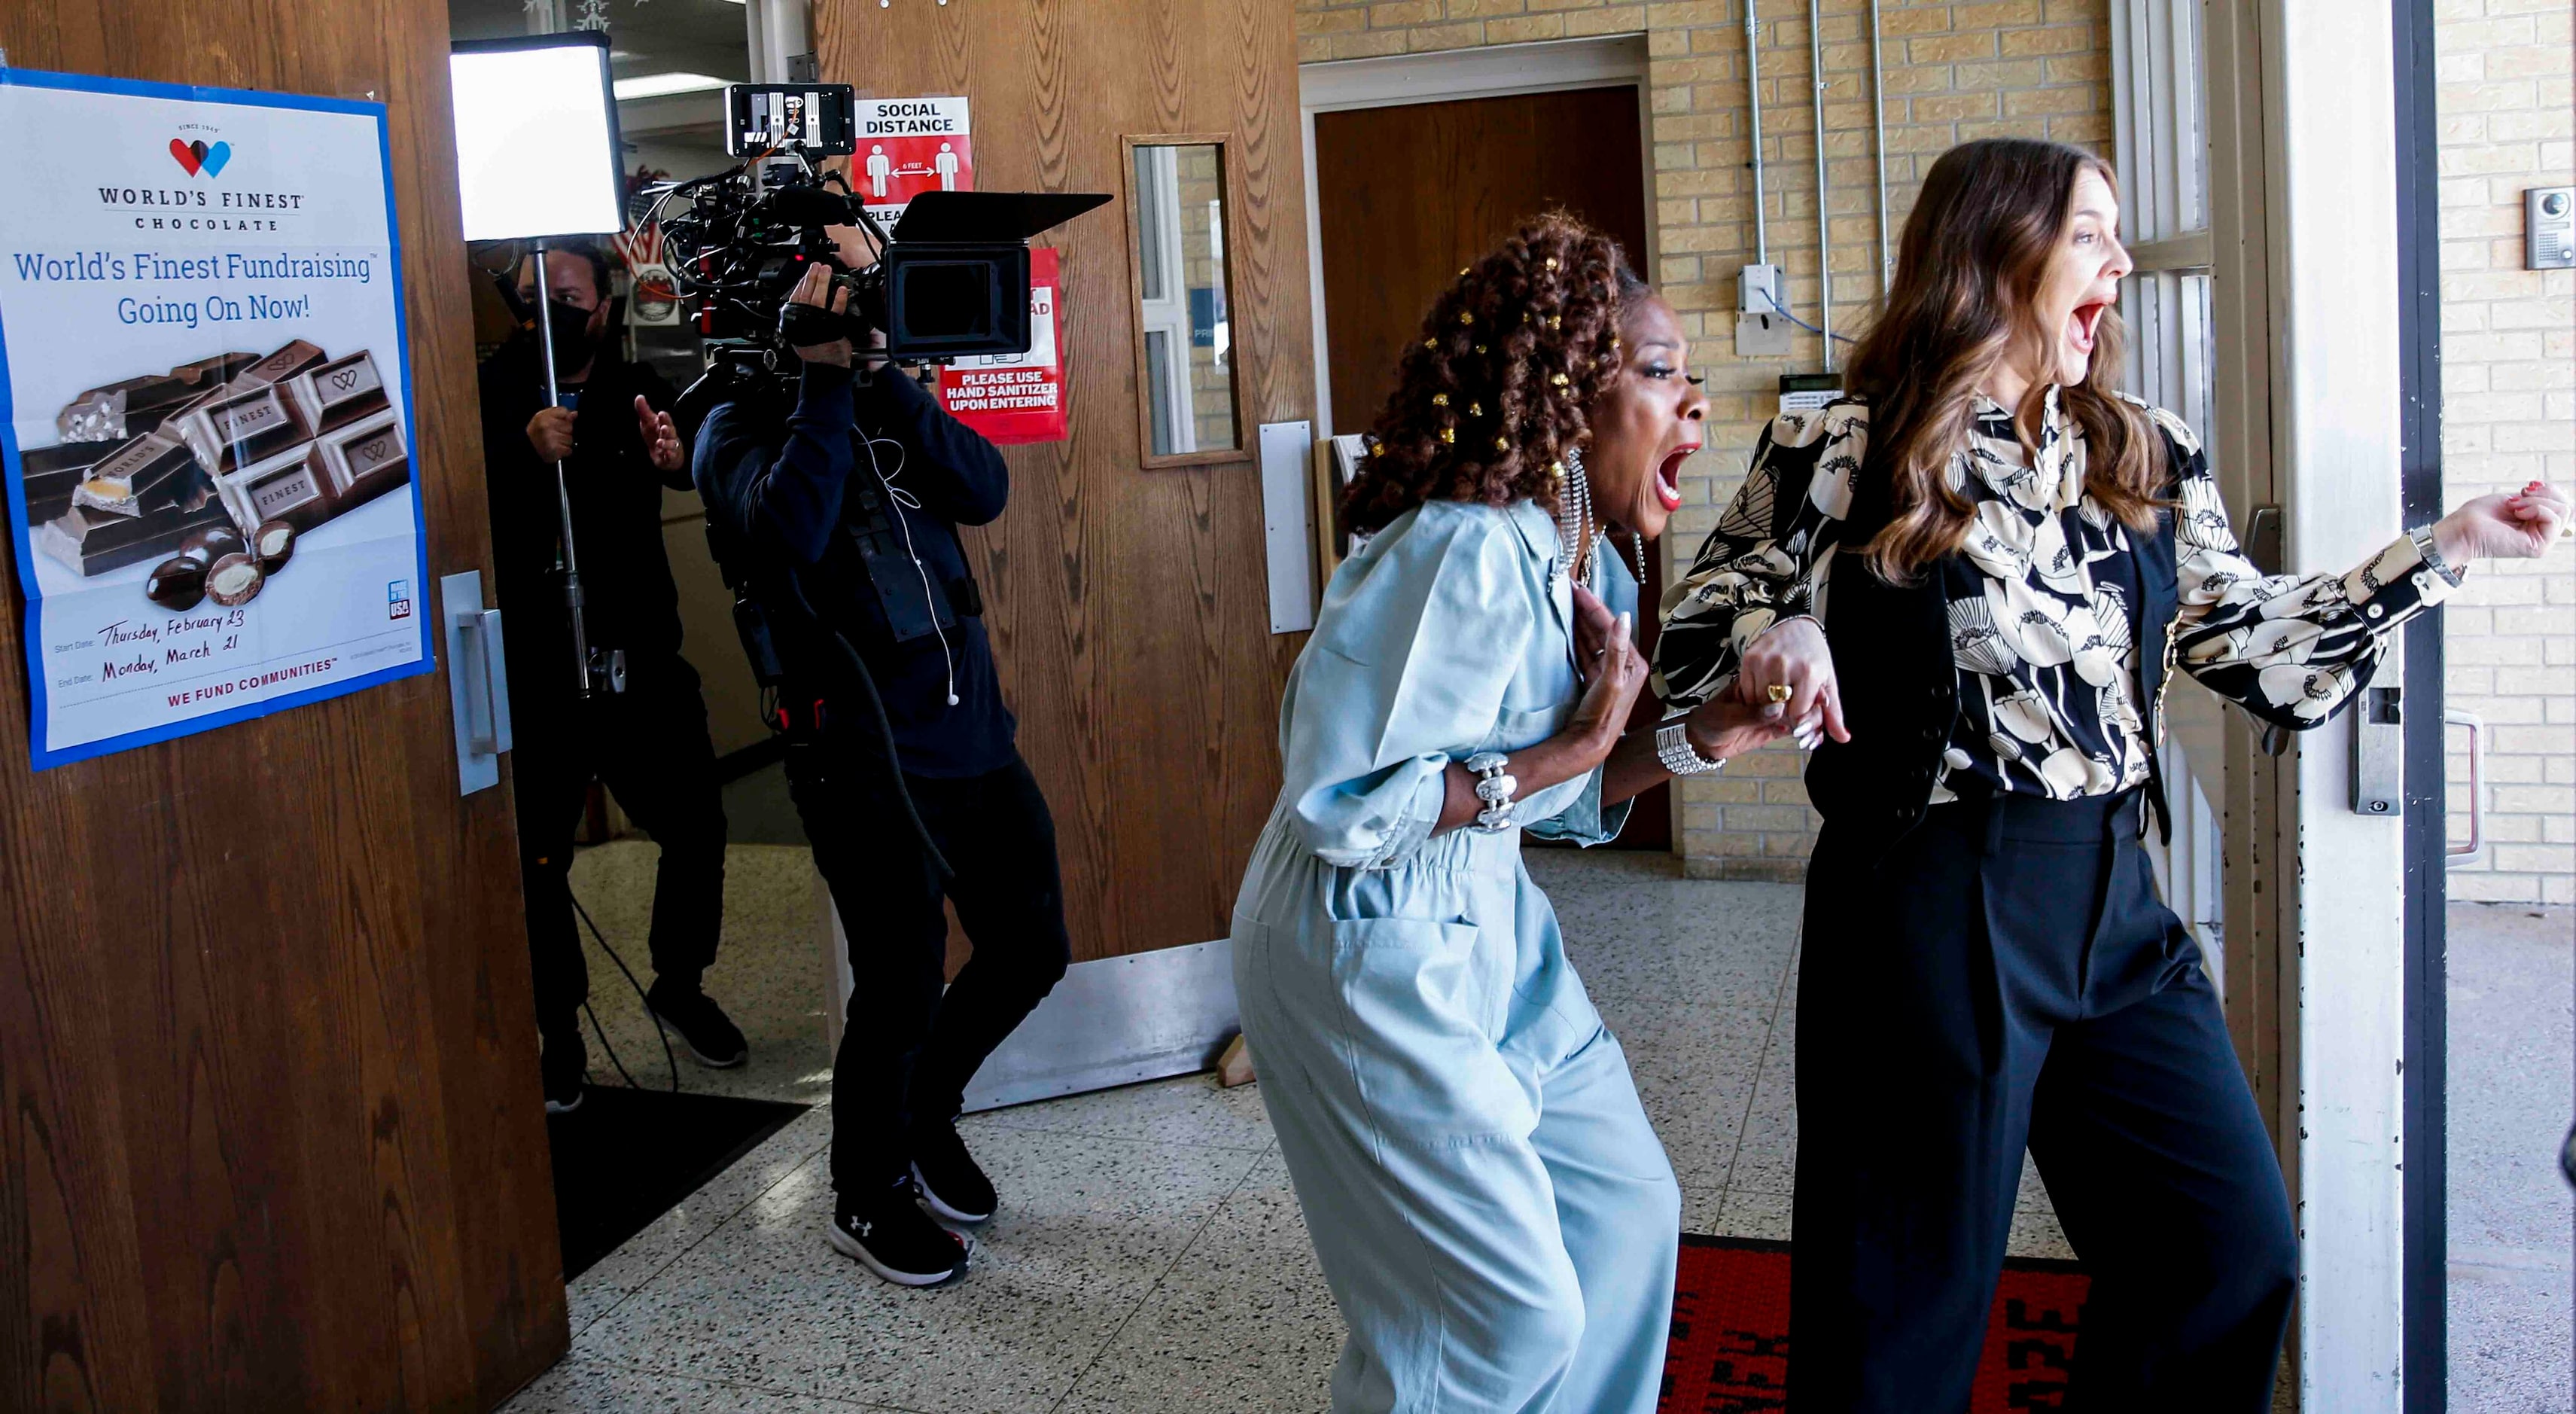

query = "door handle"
(440, 571), (513, 796)
(2446, 709), (2485, 866)
(458, 608), (512, 755)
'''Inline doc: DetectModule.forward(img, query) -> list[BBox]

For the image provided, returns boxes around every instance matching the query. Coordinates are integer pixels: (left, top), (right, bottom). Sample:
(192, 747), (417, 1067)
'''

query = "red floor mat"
(1659, 1234), (2090, 1412)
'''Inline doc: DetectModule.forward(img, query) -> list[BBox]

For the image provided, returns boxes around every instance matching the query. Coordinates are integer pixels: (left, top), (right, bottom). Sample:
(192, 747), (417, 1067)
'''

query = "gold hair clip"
(1439, 426), (1456, 443)
(1432, 393), (1449, 407)
(1423, 338), (1436, 350)
(1457, 267), (1469, 277)
(1545, 257), (1559, 270)
(1460, 311), (1474, 325)
(1548, 315), (1561, 330)
(1467, 402), (1482, 417)
(1549, 461), (1567, 480)
(1474, 343), (1487, 354)
(1494, 437), (1510, 451)
(1551, 373), (1570, 387)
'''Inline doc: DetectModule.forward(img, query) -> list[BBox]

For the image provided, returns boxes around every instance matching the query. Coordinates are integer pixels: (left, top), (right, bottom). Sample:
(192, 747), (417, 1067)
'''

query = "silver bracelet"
(1464, 751), (1518, 833)
(1655, 721), (1726, 776)
(2409, 523), (2465, 587)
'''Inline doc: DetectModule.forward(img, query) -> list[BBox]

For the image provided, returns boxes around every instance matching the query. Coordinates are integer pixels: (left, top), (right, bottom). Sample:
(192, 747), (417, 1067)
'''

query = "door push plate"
(440, 570), (513, 796)
(2352, 685), (2402, 817)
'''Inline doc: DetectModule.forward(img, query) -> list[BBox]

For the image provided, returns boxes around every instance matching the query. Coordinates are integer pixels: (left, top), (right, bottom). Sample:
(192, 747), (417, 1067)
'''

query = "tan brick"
(1999, 23), (2093, 56)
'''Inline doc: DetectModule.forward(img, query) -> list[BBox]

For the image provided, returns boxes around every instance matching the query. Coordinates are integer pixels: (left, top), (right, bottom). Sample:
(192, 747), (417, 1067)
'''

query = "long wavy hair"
(1844, 138), (2159, 582)
(1339, 213), (1651, 535)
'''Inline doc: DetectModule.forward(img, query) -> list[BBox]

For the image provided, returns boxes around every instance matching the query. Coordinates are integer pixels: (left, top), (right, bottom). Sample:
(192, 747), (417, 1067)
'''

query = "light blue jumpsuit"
(1230, 496), (1682, 1414)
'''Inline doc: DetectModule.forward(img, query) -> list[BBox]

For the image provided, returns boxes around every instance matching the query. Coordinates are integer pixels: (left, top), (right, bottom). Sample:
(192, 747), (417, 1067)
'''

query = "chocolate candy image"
(169, 350), (260, 386)
(233, 339), (325, 389)
(177, 524), (245, 565)
(73, 431), (201, 517)
(221, 443), (334, 532)
(285, 351), (388, 434)
(17, 440), (117, 523)
(251, 518), (297, 572)
(36, 499), (232, 577)
(177, 382), (312, 476)
(145, 556), (206, 611)
(318, 409), (410, 509)
(205, 552), (264, 607)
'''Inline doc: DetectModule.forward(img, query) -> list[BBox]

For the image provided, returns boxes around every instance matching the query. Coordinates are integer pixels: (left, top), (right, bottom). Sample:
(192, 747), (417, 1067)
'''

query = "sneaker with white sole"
(828, 1181), (970, 1287)
(909, 1120), (997, 1225)
(645, 980), (749, 1068)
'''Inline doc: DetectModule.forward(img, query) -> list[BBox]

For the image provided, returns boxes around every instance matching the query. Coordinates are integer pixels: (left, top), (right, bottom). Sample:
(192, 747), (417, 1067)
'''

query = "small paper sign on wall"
(855, 96), (972, 227)
(936, 247), (1067, 446)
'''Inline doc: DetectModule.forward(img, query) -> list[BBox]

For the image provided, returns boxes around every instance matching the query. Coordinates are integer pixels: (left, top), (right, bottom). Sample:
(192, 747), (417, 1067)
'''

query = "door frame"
(1297, 34), (1655, 440)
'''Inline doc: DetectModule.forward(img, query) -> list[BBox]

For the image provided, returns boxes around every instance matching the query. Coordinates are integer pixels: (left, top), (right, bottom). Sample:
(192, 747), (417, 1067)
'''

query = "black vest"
(1802, 470), (2181, 863)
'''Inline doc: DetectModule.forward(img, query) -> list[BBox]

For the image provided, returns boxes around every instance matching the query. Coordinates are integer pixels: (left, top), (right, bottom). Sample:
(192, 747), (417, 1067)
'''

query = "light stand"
(526, 239), (611, 698)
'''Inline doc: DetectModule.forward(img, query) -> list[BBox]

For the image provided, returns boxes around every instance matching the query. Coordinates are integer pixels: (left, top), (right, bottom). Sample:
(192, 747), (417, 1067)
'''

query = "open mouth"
(1652, 443), (1698, 513)
(2066, 299), (2111, 358)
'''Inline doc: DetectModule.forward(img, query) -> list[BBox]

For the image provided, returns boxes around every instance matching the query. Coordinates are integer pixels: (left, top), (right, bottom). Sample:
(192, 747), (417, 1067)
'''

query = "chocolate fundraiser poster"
(0, 69), (431, 769)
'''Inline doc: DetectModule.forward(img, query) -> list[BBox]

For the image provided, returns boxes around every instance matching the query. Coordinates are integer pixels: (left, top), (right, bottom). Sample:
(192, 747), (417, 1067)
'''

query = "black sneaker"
(828, 1181), (970, 1287)
(646, 980), (748, 1068)
(540, 1034), (586, 1116)
(910, 1120), (997, 1225)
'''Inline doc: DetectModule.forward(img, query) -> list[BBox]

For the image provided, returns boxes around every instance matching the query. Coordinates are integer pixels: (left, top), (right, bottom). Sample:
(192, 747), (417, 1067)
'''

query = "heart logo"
(166, 138), (230, 178)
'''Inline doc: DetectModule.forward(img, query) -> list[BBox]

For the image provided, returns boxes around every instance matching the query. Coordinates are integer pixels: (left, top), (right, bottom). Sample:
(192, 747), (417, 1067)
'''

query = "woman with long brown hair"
(1228, 214), (1781, 1413)
(1657, 138), (2568, 1409)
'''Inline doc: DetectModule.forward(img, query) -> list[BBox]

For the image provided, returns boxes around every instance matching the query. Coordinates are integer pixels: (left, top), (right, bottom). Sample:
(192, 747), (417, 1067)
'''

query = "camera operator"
(481, 242), (746, 1114)
(695, 244), (1070, 1288)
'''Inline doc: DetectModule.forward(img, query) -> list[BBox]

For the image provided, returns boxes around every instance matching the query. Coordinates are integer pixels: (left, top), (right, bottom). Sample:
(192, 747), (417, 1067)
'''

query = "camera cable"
(570, 887), (682, 1094)
(856, 425), (960, 707)
(778, 570), (958, 882)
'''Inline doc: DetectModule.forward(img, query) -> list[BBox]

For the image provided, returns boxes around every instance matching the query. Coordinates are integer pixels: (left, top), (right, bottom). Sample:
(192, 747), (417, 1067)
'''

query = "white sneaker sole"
(827, 1220), (969, 1288)
(911, 1163), (994, 1225)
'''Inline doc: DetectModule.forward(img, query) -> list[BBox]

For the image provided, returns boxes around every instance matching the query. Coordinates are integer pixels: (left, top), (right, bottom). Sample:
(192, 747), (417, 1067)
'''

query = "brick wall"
(1297, 0), (2116, 877)
(2436, 0), (2576, 905)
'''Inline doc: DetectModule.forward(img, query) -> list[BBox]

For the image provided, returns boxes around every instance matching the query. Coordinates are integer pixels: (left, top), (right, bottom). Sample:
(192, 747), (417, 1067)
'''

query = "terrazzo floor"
(530, 846), (2568, 1412)
(516, 846), (2069, 1412)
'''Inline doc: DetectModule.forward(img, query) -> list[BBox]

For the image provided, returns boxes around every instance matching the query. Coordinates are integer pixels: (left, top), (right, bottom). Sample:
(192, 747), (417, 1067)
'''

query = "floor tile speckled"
(965, 1071), (1274, 1153)
(503, 1355), (896, 1412)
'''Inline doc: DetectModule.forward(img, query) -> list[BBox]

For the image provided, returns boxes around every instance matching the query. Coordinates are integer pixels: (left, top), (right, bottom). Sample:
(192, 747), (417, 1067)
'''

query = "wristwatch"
(1656, 720), (1725, 776)
(1465, 751), (1519, 833)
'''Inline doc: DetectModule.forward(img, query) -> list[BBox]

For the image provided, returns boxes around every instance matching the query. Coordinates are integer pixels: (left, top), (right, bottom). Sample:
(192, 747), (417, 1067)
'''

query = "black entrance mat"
(547, 1085), (810, 1280)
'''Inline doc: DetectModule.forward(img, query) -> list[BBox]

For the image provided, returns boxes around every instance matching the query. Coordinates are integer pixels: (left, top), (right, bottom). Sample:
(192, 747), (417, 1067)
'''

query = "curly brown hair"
(1338, 213), (1652, 535)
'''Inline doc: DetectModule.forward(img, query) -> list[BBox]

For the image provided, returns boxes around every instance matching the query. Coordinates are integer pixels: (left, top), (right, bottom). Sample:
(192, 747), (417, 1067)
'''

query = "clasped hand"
(522, 396), (684, 474)
(1565, 584), (1798, 767)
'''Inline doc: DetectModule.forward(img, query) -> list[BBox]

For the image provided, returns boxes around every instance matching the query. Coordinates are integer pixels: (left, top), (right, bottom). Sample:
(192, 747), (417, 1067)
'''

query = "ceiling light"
(613, 72), (730, 101)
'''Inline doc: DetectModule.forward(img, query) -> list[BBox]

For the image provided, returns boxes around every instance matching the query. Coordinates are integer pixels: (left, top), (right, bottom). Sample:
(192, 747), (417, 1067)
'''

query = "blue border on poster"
(0, 66), (437, 771)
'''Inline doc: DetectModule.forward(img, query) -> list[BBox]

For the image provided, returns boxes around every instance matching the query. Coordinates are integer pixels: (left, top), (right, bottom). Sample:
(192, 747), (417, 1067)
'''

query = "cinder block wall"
(1297, 0), (2115, 878)
(2437, 0), (2576, 906)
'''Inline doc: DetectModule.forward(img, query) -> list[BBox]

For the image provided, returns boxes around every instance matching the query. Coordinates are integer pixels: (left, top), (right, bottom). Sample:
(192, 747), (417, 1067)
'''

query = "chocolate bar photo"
(285, 352), (388, 434)
(38, 499), (233, 577)
(317, 408), (409, 510)
(18, 440), (118, 523)
(231, 340), (326, 389)
(72, 431), (202, 517)
(220, 443), (336, 533)
(178, 382), (313, 477)
(54, 350), (257, 442)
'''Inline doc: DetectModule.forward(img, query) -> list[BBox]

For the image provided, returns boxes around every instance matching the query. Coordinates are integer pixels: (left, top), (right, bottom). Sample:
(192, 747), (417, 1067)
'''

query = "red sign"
(854, 96), (971, 224)
(938, 247), (1065, 446)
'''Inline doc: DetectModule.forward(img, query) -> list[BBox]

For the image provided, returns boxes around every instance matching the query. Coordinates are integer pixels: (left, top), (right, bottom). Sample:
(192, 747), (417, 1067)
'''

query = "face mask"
(540, 297), (597, 372)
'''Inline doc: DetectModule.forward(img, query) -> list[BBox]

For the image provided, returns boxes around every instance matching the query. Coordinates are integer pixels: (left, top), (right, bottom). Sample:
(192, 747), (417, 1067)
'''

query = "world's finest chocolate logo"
(95, 123), (307, 233)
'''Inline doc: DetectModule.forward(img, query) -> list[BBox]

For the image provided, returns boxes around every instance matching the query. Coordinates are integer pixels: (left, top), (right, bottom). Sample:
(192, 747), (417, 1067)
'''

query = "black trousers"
(515, 655), (729, 1043)
(1790, 790), (2297, 1412)
(786, 739), (1072, 1193)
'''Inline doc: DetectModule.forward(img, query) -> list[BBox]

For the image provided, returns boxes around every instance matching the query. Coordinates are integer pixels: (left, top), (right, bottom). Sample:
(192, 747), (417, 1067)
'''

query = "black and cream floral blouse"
(1655, 389), (2463, 802)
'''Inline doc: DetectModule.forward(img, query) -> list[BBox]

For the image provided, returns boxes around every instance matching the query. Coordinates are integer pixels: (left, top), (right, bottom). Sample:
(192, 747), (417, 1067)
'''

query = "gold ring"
(1766, 683), (1793, 703)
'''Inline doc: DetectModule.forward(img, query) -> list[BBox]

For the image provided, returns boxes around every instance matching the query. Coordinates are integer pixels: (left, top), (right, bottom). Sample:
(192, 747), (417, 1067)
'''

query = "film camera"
(650, 84), (1107, 370)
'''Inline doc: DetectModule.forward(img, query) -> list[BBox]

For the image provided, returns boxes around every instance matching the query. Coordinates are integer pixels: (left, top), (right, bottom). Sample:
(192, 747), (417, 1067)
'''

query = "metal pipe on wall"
(1868, 0), (1892, 291)
(1807, 0), (1833, 369)
(1745, 0), (1768, 264)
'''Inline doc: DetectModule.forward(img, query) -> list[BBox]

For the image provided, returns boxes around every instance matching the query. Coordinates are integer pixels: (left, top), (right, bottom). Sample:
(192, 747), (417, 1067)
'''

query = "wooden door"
(0, 2), (565, 1409)
(815, 0), (1314, 962)
(1313, 87), (1670, 850)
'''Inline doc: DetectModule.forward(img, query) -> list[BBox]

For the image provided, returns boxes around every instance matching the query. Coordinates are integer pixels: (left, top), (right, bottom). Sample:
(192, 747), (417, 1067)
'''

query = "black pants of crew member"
(787, 740), (1072, 1193)
(516, 656), (729, 1044)
(1789, 789), (2297, 1412)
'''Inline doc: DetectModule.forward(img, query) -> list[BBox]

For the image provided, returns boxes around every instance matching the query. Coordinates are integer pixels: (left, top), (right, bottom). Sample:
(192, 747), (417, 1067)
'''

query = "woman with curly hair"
(1226, 214), (1786, 1413)
(1657, 138), (2569, 1409)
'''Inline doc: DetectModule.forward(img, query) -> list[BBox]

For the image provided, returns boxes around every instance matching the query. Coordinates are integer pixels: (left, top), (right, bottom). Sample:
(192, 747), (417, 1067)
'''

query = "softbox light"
(449, 32), (627, 242)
